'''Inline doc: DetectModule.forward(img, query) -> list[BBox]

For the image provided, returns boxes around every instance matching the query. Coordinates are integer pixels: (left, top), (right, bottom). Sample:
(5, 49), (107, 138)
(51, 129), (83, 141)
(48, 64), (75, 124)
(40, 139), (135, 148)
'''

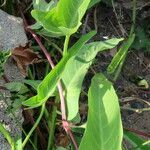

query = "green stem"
(129, 0), (137, 36)
(22, 103), (45, 148)
(28, 67), (34, 80)
(45, 63), (50, 76)
(63, 35), (70, 55)
(113, 54), (126, 82)
(22, 129), (37, 150)
(33, 133), (38, 148)
(0, 123), (15, 150)
(44, 109), (51, 132)
(47, 98), (58, 150)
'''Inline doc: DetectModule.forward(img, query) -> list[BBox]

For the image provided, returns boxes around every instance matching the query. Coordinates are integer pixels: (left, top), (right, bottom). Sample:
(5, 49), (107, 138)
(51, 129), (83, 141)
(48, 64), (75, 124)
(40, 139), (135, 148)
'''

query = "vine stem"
(63, 35), (70, 55)
(20, 11), (78, 149)
(22, 103), (46, 148)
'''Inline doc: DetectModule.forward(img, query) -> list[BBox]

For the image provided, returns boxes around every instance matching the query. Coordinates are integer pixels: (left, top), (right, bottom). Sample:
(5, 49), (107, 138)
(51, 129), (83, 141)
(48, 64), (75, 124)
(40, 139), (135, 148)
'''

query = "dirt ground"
(81, 1), (150, 141)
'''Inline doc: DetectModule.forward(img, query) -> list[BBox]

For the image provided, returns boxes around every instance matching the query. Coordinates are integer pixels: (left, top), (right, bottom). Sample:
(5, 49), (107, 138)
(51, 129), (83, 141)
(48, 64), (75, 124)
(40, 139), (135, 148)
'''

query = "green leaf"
(132, 26), (150, 51)
(31, 0), (58, 30)
(107, 34), (135, 74)
(124, 130), (150, 150)
(0, 50), (11, 77)
(79, 74), (123, 150)
(31, 0), (90, 36)
(56, 147), (67, 150)
(5, 82), (29, 94)
(23, 79), (41, 91)
(0, 123), (15, 150)
(33, 0), (57, 11)
(62, 38), (123, 120)
(22, 31), (96, 107)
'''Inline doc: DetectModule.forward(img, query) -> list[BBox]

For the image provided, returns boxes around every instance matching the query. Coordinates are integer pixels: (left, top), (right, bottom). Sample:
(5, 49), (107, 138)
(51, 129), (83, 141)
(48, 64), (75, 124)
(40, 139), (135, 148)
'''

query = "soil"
(81, 1), (150, 145)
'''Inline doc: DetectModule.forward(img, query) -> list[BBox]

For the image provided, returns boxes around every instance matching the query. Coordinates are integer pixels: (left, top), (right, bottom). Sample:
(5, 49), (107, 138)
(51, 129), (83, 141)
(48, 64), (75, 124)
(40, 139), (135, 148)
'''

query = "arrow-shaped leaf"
(22, 31), (96, 107)
(62, 38), (123, 120)
(31, 0), (90, 36)
(79, 74), (123, 150)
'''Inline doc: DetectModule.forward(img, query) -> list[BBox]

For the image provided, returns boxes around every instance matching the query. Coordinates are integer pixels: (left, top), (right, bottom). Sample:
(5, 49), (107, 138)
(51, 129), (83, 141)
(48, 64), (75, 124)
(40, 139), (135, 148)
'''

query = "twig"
(120, 96), (150, 106)
(124, 128), (150, 138)
(111, 0), (127, 37)
(2, 74), (10, 83)
(140, 90), (150, 95)
(82, 13), (89, 34)
(108, 18), (121, 38)
(94, 6), (98, 31)
(121, 107), (150, 113)
(20, 11), (78, 150)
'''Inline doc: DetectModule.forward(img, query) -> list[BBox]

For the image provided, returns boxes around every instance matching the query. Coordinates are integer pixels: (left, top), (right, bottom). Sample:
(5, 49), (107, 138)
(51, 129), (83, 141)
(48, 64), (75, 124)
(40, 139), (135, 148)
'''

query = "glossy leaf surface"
(31, 0), (90, 36)
(79, 73), (123, 150)
(62, 38), (123, 120)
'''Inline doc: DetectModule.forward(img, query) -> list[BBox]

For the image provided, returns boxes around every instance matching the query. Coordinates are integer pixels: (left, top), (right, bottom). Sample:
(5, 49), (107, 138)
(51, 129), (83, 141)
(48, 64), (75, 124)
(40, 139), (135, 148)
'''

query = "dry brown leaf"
(11, 45), (40, 77)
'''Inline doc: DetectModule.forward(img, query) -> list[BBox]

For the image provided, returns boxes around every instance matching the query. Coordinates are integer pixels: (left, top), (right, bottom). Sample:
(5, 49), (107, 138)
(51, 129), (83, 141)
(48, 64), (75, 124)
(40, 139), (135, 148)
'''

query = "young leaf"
(5, 82), (29, 93)
(31, 0), (90, 36)
(107, 34), (135, 74)
(62, 38), (123, 120)
(33, 0), (57, 11)
(31, 0), (58, 30)
(124, 130), (150, 150)
(79, 74), (123, 150)
(22, 31), (96, 107)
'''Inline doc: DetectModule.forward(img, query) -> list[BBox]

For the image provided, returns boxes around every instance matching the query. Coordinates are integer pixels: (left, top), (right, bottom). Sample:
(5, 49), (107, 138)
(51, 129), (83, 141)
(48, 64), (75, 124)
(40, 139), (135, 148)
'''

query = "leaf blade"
(79, 74), (123, 150)
(107, 34), (135, 74)
(22, 31), (96, 107)
(62, 38), (123, 120)
(31, 0), (91, 36)
(124, 130), (150, 150)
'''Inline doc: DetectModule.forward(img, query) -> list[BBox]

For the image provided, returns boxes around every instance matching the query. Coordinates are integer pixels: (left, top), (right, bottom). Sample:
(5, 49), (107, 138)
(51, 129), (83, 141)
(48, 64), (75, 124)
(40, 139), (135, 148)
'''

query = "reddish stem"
(124, 127), (150, 138)
(20, 11), (78, 149)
